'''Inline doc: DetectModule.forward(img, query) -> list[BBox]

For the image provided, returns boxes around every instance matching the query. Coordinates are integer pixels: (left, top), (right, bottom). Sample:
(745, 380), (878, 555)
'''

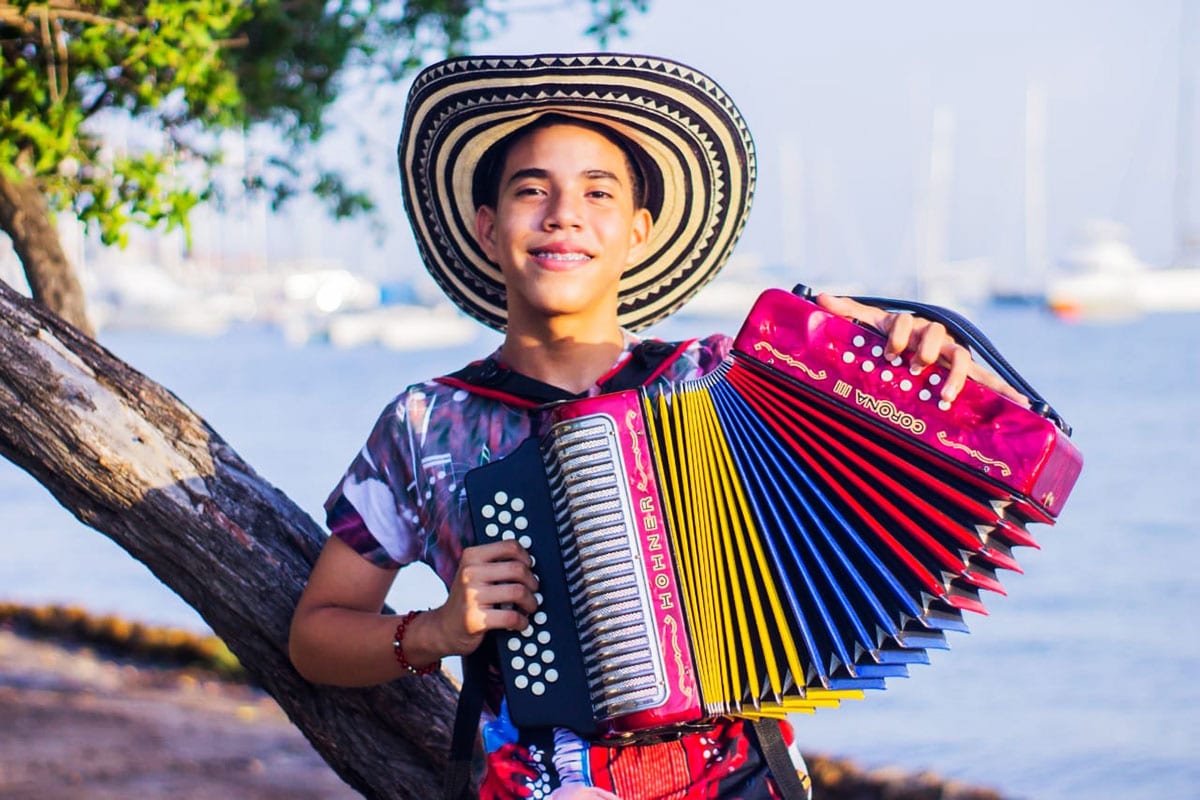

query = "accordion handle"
(793, 284), (1073, 436)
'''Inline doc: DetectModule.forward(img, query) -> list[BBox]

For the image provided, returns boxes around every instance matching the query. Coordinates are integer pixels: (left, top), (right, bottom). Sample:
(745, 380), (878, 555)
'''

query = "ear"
(625, 207), (653, 265)
(474, 205), (499, 262)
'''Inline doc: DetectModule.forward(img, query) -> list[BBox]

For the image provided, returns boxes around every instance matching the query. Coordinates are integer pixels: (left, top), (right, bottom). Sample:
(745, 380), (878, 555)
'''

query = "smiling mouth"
(531, 250), (592, 262)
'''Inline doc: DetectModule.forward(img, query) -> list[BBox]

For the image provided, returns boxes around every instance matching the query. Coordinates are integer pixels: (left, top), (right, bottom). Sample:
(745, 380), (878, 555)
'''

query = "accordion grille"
(544, 414), (667, 719)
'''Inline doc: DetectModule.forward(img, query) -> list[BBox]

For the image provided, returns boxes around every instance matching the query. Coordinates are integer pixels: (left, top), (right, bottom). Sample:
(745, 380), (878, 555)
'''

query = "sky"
(253, 1), (1191, 296)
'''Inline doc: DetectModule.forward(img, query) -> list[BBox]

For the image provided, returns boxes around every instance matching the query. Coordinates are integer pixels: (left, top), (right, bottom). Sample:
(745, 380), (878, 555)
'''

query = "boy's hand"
(428, 539), (539, 656)
(815, 293), (1029, 406)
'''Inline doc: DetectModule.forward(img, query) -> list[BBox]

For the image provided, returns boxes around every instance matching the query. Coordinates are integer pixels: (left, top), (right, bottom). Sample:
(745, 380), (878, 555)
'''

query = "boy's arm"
(289, 536), (537, 686)
(815, 293), (1029, 406)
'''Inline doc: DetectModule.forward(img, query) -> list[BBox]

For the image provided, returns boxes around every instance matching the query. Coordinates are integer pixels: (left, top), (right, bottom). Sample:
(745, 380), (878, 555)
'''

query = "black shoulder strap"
(750, 718), (810, 799)
(444, 640), (494, 800)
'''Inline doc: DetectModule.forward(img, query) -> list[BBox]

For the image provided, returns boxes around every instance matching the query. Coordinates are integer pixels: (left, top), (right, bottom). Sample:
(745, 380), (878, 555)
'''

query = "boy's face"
(474, 123), (652, 333)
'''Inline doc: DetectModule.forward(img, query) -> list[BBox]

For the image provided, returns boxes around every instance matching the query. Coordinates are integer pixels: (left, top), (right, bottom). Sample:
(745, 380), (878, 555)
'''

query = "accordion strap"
(750, 718), (809, 800)
(444, 641), (492, 800)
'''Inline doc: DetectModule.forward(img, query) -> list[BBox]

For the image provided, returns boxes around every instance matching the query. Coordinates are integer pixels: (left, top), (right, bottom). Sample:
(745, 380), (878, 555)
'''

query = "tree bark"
(0, 278), (462, 799)
(0, 171), (95, 338)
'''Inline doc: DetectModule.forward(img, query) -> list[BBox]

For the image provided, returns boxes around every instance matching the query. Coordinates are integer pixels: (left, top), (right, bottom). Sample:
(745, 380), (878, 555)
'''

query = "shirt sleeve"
(324, 391), (424, 570)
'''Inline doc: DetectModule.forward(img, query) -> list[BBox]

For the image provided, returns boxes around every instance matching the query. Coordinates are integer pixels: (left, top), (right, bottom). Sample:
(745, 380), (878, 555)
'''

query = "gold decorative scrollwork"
(663, 615), (693, 702)
(626, 409), (650, 491)
(937, 431), (1012, 477)
(752, 341), (827, 381)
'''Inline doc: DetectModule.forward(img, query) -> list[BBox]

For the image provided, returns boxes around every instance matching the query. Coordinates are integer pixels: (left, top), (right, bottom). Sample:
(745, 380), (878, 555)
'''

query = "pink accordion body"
(733, 289), (1082, 520)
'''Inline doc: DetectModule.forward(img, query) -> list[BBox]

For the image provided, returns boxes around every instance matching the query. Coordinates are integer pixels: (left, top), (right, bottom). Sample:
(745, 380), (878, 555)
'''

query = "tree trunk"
(0, 171), (95, 338)
(0, 278), (463, 799)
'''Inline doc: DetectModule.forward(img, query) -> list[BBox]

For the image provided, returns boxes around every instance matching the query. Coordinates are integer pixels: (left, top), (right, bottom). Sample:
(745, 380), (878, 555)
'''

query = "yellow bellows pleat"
(645, 388), (856, 718)
(689, 389), (761, 707)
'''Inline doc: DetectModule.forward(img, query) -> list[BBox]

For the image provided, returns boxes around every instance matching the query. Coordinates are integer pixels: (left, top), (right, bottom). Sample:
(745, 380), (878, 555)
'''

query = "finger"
(461, 538), (533, 568)
(884, 311), (914, 361)
(911, 321), (948, 369)
(473, 582), (539, 615)
(459, 560), (539, 594)
(941, 345), (971, 401)
(478, 606), (530, 633)
(968, 364), (1031, 406)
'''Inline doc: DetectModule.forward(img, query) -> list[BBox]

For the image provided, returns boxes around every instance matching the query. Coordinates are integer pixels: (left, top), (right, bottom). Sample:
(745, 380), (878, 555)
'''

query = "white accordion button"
(481, 504), (496, 518)
(534, 611), (548, 625)
(524, 643), (537, 657)
(485, 523), (499, 538)
(493, 491), (508, 505)
(515, 674), (529, 689)
(515, 516), (529, 530)
(498, 510), (512, 524)
(852, 335), (866, 347)
(542, 649), (556, 663)
(511, 497), (525, 512)
(527, 662), (542, 677)
(871, 345), (884, 357)
(537, 631), (551, 644)
(919, 389), (932, 401)
(507, 637), (521, 651)
(842, 351), (855, 364)
(511, 656), (525, 670)
(501, 530), (515, 540)
(881, 369), (894, 381)
(545, 668), (559, 683)
(900, 379), (913, 391)
(938, 400), (952, 411)
(531, 681), (546, 696)
(519, 535), (533, 549)
(862, 360), (875, 372)
(521, 625), (534, 637)
(891, 356), (903, 366)
(929, 373), (942, 386)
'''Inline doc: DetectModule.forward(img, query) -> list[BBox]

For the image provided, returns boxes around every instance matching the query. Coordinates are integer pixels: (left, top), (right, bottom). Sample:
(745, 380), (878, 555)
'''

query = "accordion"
(465, 288), (1082, 738)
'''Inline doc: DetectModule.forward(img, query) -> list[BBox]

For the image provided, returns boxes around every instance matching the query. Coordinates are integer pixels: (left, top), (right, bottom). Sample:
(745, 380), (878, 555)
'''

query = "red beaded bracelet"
(392, 610), (440, 676)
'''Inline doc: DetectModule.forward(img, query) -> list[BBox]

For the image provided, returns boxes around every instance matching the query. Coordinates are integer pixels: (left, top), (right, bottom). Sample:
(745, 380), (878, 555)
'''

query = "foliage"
(0, 0), (647, 247)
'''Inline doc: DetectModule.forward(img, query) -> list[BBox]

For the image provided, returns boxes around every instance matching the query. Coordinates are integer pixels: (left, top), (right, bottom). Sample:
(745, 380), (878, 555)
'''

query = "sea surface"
(2, 304), (1198, 799)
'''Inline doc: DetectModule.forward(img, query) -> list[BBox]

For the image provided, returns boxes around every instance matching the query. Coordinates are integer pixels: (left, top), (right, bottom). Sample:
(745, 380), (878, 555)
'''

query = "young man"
(289, 54), (1024, 799)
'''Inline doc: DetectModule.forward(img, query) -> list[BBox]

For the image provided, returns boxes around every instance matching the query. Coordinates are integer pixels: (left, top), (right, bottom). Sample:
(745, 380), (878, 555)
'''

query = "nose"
(543, 191), (583, 230)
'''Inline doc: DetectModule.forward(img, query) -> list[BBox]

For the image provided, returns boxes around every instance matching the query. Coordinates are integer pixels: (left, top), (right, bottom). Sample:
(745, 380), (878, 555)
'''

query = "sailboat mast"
(1173, 0), (1200, 268)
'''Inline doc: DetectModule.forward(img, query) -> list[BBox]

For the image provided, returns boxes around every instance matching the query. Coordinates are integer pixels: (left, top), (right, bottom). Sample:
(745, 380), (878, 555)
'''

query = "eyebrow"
(505, 167), (624, 186)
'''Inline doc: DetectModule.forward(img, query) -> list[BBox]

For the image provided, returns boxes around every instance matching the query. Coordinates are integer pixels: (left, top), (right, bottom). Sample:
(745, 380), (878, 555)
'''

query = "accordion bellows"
(466, 289), (1083, 738)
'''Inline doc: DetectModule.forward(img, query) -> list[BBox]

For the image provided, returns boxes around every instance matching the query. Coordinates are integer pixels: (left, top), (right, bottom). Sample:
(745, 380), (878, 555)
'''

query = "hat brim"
(399, 53), (756, 332)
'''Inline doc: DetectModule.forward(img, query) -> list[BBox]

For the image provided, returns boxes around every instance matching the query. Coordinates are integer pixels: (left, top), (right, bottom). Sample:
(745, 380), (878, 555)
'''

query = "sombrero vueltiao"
(398, 53), (756, 332)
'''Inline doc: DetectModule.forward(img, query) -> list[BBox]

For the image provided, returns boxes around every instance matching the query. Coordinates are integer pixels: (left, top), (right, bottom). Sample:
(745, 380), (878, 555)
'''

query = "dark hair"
(472, 113), (650, 211)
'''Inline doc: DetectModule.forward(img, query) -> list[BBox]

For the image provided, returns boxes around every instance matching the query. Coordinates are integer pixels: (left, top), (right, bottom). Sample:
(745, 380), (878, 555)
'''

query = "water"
(2, 307), (1198, 799)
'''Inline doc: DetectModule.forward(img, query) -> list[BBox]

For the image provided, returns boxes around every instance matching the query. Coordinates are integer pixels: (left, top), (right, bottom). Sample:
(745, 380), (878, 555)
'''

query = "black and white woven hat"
(398, 53), (756, 332)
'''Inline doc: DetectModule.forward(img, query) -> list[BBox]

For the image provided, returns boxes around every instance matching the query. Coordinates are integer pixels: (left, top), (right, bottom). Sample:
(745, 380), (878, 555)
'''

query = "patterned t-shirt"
(325, 332), (811, 799)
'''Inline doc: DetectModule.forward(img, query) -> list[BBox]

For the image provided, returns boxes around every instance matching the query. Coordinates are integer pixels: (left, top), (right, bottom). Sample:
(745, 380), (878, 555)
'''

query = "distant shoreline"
(0, 603), (1009, 799)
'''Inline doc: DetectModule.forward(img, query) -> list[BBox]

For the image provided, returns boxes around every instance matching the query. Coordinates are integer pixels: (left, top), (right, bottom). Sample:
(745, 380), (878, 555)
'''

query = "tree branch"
(0, 279), (468, 799)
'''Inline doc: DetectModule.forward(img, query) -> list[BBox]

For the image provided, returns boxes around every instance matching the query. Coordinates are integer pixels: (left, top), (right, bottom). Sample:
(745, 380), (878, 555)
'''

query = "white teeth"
(535, 251), (590, 261)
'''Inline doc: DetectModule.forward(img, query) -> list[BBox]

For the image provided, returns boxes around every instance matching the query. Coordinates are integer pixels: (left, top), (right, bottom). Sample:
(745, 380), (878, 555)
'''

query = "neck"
(500, 315), (626, 395)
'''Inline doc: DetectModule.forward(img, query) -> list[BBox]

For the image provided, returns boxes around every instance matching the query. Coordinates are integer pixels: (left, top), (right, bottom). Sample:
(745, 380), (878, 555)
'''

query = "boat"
(1044, 4), (1200, 319)
(1045, 221), (1200, 319)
